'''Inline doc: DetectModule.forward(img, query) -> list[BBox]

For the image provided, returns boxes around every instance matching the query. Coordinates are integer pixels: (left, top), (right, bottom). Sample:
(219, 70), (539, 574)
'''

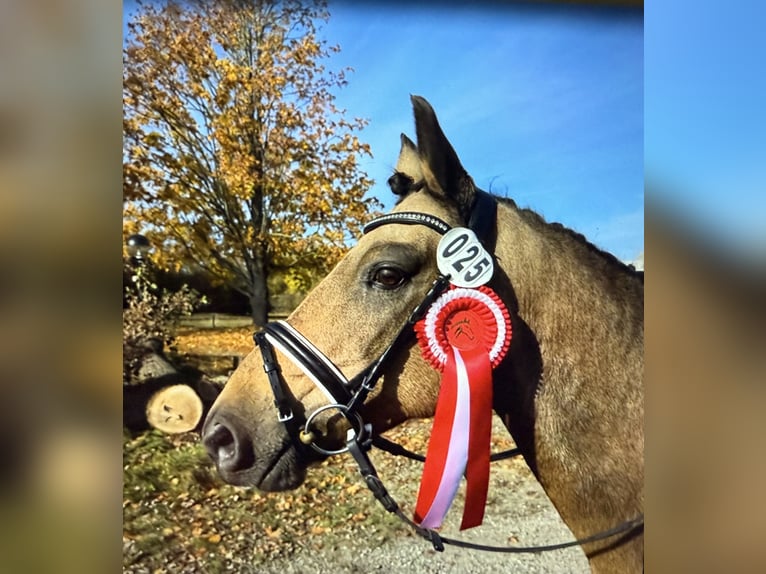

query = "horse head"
(202, 96), (489, 490)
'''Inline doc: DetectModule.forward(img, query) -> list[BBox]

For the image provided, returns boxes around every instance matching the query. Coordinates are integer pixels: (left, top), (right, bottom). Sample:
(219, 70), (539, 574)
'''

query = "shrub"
(123, 262), (206, 384)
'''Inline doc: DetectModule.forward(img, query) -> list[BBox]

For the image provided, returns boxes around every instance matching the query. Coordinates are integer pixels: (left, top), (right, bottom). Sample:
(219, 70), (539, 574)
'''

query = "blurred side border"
(1, 0), (765, 572)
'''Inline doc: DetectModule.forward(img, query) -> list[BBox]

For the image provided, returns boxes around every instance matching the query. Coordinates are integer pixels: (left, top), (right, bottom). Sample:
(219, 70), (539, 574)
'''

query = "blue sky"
(324, 2), (644, 264)
(124, 1), (644, 264)
(645, 0), (766, 256)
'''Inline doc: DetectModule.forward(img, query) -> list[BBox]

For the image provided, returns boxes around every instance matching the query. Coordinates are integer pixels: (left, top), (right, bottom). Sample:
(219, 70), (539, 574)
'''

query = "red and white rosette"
(412, 285), (511, 530)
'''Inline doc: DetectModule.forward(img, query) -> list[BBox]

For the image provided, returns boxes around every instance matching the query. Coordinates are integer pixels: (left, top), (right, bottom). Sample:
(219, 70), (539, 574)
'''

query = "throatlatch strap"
(468, 190), (498, 248)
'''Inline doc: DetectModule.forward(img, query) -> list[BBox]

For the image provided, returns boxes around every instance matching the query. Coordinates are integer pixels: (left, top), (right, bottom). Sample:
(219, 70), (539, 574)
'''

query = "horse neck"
(492, 200), (643, 367)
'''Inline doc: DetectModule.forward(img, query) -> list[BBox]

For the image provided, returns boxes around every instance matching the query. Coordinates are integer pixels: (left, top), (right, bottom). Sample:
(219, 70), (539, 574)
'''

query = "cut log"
(145, 384), (204, 434)
(123, 340), (224, 434)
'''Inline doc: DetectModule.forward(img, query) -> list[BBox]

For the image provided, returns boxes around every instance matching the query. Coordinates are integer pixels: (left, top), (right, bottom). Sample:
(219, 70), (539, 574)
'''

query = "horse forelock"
(387, 171), (424, 197)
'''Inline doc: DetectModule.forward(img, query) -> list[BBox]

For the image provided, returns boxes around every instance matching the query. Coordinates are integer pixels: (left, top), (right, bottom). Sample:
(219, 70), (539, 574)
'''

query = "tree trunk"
(249, 254), (269, 327)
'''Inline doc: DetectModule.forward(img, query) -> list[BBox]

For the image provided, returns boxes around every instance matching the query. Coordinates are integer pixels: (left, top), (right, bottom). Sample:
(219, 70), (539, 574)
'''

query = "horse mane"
(387, 171), (643, 282)
(496, 195), (644, 281)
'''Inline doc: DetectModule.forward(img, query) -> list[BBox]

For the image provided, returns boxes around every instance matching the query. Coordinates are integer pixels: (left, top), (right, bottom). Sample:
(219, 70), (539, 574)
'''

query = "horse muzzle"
(201, 406), (307, 491)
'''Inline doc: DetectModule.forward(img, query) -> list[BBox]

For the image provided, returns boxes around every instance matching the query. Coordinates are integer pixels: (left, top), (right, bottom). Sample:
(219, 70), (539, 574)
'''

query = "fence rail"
(178, 312), (288, 329)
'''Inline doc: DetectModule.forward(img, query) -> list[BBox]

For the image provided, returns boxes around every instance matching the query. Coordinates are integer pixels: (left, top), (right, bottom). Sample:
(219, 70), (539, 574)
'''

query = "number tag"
(436, 227), (494, 288)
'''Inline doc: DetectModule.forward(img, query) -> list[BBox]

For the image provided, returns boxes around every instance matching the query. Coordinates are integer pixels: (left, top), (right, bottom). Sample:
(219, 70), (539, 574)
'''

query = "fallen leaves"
(173, 326), (254, 357)
(264, 526), (282, 539)
(124, 424), (421, 571)
(124, 408), (524, 573)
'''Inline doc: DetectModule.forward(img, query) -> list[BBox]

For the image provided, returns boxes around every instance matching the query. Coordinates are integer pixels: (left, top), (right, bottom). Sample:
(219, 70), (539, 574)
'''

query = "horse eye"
(370, 266), (407, 290)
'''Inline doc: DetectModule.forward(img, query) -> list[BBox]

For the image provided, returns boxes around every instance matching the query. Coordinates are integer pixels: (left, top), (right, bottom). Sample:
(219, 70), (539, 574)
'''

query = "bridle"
(254, 189), (644, 553)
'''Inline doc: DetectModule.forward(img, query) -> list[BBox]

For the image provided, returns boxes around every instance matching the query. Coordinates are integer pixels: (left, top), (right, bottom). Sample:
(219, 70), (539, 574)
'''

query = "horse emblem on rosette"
(202, 96), (644, 573)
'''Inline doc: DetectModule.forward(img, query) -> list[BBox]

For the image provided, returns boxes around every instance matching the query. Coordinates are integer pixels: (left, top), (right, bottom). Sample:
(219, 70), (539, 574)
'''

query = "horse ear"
(395, 134), (421, 180)
(410, 95), (476, 217)
(389, 134), (424, 196)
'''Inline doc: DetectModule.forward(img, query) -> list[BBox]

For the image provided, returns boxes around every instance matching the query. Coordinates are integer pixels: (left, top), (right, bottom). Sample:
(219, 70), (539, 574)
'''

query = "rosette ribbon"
(412, 285), (511, 530)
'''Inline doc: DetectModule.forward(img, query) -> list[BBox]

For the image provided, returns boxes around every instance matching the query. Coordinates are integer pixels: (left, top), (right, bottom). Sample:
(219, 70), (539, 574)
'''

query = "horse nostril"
(202, 417), (256, 473)
(203, 422), (236, 463)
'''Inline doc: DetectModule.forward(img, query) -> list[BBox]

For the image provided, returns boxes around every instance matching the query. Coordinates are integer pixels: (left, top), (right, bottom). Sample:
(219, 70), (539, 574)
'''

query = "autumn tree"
(123, 0), (379, 325)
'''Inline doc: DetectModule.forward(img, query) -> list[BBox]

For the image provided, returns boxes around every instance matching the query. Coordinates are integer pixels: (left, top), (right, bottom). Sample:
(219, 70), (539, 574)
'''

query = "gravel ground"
(238, 418), (590, 574)
(254, 464), (591, 574)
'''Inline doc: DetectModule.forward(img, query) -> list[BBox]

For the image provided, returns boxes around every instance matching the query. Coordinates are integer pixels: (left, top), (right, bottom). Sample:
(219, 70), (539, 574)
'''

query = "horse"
(202, 95), (644, 573)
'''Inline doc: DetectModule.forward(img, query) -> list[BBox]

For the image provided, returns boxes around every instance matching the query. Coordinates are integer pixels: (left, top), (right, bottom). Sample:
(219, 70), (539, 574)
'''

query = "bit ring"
(302, 403), (365, 456)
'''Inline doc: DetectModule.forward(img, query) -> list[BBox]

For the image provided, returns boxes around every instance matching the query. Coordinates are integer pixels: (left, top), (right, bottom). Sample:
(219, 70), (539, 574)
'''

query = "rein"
(345, 429), (644, 553)
(254, 189), (644, 553)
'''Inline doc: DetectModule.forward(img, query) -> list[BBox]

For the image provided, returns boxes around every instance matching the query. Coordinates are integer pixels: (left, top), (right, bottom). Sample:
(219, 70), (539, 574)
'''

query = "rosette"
(412, 285), (511, 530)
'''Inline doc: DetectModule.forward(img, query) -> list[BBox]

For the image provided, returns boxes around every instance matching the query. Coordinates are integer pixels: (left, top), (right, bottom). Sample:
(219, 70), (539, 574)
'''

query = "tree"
(123, 0), (380, 325)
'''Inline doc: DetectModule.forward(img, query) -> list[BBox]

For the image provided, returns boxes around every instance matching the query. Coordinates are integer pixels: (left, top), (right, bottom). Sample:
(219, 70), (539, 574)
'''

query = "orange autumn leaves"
(173, 326), (255, 357)
(123, 1), (381, 316)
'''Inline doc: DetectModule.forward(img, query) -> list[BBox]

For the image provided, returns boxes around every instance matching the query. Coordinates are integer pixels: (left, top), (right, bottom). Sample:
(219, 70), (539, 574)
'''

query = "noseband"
(253, 189), (643, 553)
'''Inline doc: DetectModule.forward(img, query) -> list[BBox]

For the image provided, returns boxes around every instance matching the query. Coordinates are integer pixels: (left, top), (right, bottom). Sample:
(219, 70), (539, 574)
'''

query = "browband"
(362, 189), (497, 249)
(363, 212), (450, 235)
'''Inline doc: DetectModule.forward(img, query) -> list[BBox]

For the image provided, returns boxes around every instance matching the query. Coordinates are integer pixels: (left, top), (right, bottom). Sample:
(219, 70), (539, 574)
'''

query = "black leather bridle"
(253, 189), (644, 553)
(255, 189), (499, 453)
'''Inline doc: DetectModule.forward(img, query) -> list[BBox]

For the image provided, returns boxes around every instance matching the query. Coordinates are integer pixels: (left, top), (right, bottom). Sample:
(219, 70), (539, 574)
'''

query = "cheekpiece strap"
(259, 321), (352, 405)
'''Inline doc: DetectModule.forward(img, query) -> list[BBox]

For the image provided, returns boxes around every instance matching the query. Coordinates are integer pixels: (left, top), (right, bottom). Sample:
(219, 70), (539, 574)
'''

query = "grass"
(123, 425), (426, 572)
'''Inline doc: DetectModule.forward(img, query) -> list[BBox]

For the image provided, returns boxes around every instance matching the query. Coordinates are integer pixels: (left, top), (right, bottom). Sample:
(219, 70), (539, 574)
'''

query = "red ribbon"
(460, 346), (493, 529)
(413, 286), (511, 530)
